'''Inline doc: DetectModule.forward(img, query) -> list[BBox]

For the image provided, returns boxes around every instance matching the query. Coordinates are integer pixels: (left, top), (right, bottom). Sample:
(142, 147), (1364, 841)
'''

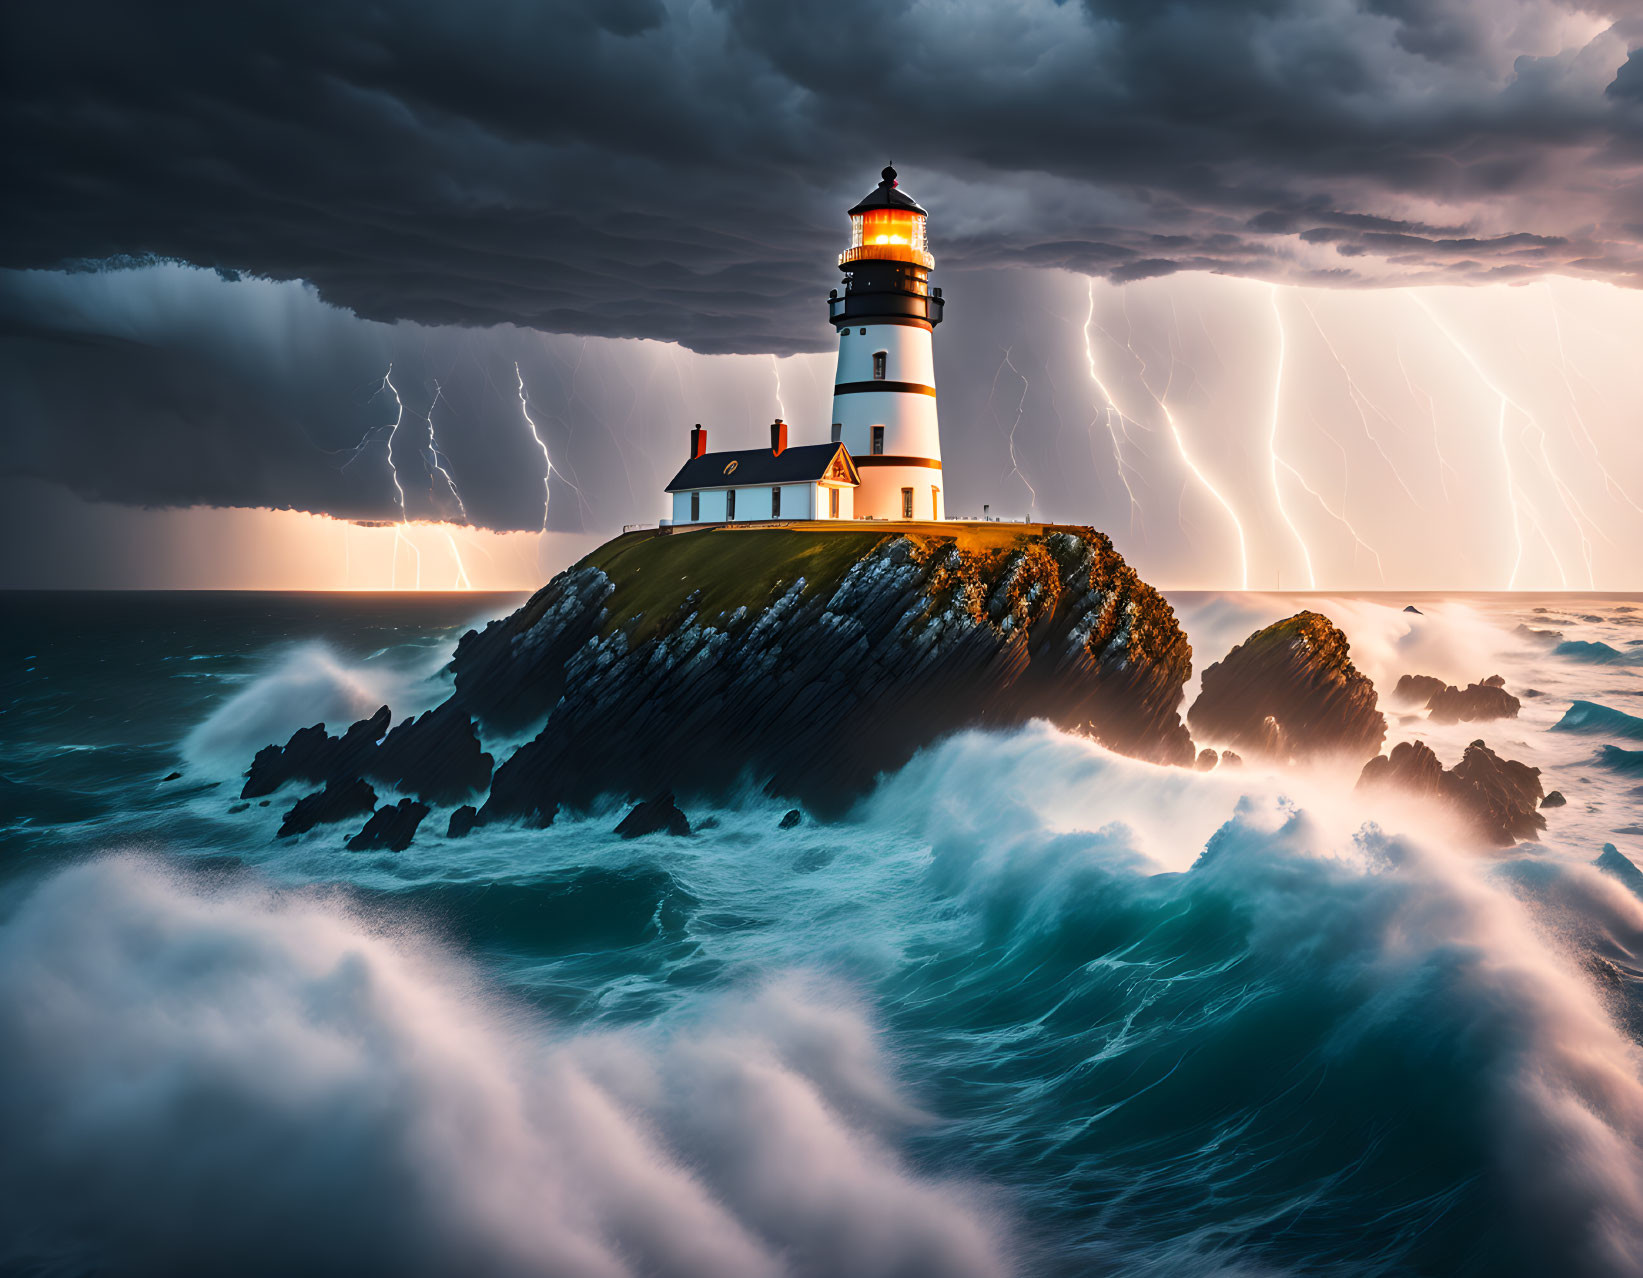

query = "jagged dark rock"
(1358, 739), (1545, 847)
(243, 706), (392, 799)
(779, 808), (803, 829)
(1448, 741), (1545, 844)
(447, 804), (479, 838)
(243, 701), (491, 807)
(162, 770), (182, 782)
(1188, 612), (1385, 765)
(1426, 680), (1520, 724)
(1220, 750), (1243, 769)
(615, 792), (691, 838)
(1392, 674), (1448, 708)
(1195, 748), (1218, 771)
(368, 702), (494, 804)
(227, 801), (249, 814)
(1391, 673), (1518, 723)
(346, 798), (430, 852)
(1541, 790), (1567, 808)
(1403, 605), (1422, 614)
(464, 527), (1195, 823)
(276, 778), (377, 838)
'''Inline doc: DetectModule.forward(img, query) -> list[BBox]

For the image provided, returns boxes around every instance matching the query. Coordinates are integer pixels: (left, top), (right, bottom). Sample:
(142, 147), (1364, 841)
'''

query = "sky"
(2, 0), (1640, 590)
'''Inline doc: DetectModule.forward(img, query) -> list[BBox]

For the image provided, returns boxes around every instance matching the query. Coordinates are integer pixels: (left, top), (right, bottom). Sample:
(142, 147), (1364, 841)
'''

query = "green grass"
(575, 522), (1095, 644)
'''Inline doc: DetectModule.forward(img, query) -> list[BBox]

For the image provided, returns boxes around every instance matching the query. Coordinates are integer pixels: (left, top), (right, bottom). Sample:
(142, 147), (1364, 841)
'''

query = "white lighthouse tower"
(827, 166), (946, 521)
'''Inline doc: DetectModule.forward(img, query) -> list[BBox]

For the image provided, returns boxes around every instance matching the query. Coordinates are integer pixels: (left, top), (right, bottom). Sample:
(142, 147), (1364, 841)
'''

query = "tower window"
(830, 487), (840, 518)
(831, 422), (842, 443)
(872, 426), (885, 455)
(859, 328), (866, 336)
(772, 486), (782, 517)
(932, 486), (939, 518)
(872, 351), (887, 380)
(902, 488), (914, 519)
(726, 489), (736, 520)
(690, 491), (700, 522)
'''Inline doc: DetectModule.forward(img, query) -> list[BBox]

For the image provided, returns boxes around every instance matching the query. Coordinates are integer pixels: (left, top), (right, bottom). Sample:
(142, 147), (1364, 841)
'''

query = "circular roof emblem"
(723, 460), (739, 474)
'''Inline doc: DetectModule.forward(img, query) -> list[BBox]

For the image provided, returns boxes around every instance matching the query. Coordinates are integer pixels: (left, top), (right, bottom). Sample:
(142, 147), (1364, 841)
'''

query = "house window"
(872, 426), (885, 455)
(872, 351), (887, 380)
(831, 422), (842, 443)
(902, 487), (914, 519)
(830, 487), (840, 518)
(931, 486), (939, 518)
(726, 489), (736, 520)
(771, 486), (782, 517)
(690, 491), (700, 522)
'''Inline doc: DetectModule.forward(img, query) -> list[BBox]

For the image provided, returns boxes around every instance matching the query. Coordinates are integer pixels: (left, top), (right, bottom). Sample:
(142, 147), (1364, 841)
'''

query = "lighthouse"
(827, 165), (946, 521)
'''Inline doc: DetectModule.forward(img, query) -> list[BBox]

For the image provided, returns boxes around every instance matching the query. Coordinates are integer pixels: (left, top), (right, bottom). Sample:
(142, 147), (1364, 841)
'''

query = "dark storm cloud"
(3, 0), (1640, 356)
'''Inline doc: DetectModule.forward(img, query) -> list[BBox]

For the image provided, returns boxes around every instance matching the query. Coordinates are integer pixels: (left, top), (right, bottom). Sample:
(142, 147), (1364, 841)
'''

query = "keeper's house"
(665, 421), (860, 525)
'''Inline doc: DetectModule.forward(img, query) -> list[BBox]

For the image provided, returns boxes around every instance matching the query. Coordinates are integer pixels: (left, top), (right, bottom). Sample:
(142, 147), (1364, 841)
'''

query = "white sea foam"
(0, 857), (1011, 1278)
(182, 641), (438, 776)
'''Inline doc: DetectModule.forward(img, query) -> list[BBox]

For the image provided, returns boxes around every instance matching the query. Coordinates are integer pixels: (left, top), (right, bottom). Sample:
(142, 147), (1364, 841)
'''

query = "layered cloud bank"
(3, 0), (1641, 353)
(4, 264), (1638, 589)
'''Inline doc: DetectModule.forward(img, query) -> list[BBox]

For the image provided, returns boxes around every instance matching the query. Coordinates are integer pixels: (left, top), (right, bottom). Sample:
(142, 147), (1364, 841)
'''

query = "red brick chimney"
(690, 424), (708, 459)
(770, 418), (788, 456)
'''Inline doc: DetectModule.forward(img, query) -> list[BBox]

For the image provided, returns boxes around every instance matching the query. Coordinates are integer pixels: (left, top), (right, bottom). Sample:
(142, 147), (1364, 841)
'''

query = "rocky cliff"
(455, 524), (1196, 822)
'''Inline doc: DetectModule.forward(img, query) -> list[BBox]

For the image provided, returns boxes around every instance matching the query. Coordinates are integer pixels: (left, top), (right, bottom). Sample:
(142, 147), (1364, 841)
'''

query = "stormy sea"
(3, 588), (1643, 1278)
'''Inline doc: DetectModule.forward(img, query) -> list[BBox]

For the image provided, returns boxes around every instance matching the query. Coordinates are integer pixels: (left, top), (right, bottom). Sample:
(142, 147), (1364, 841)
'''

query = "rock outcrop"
(245, 706), (391, 799)
(277, 779), (377, 838)
(1425, 678), (1520, 724)
(347, 799), (430, 852)
(460, 526), (1196, 822)
(243, 703), (492, 804)
(1358, 739), (1546, 847)
(1188, 612), (1385, 764)
(615, 793), (691, 838)
(1391, 674), (1448, 708)
(1391, 673), (1519, 722)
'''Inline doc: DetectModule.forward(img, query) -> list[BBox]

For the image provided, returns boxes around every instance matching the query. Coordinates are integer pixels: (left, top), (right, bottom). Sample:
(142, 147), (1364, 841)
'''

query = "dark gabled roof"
(665, 442), (859, 492)
(847, 165), (927, 217)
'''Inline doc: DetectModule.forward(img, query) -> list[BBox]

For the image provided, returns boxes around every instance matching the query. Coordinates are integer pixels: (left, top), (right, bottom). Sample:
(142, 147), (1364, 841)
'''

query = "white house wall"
(670, 482), (820, 524)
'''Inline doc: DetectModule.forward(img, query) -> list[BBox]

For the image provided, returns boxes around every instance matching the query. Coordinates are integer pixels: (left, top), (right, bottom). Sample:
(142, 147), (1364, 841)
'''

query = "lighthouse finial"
(882, 163), (897, 187)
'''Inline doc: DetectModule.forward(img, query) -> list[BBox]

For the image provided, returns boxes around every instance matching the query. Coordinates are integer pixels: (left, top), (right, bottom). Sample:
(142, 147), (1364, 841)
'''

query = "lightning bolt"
(1082, 277), (1144, 535)
(1409, 295), (1580, 589)
(440, 527), (473, 590)
(1393, 337), (1457, 505)
(1266, 287), (1317, 590)
(515, 361), (554, 533)
(424, 379), (467, 521)
(379, 364), (421, 589)
(1090, 281), (1249, 588)
(1276, 459), (1387, 583)
(1544, 283), (1643, 519)
(770, 353), (788, 422)
(1297, 297), (1421, 507)
(999, 348), (1037, 514)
